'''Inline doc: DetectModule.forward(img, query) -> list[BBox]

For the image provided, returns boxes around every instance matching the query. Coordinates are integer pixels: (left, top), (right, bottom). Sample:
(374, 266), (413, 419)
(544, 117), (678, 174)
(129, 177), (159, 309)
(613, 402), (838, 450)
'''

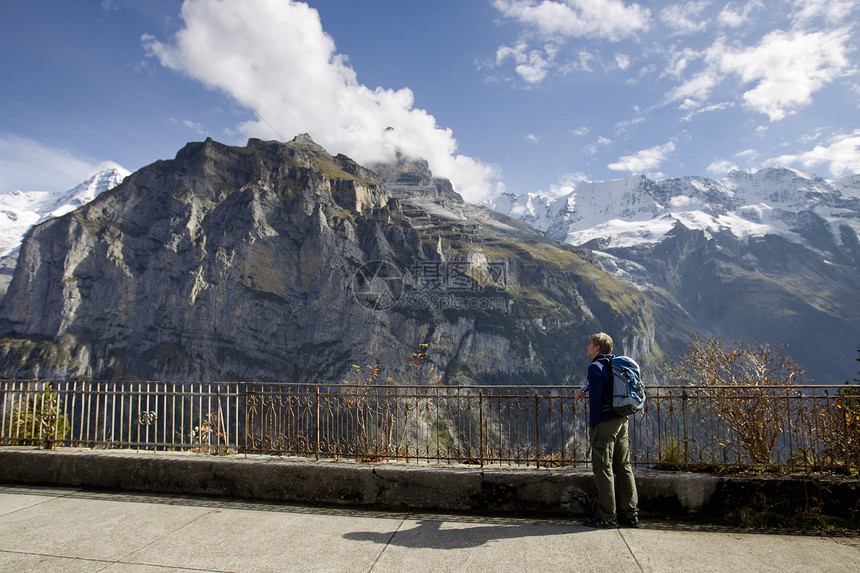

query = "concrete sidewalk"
(1, 485), (858, 573)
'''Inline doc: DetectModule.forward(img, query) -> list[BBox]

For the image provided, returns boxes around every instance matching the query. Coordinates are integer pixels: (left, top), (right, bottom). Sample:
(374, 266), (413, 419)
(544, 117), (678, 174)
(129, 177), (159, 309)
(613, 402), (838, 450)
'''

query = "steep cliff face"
(0, 136), (670, 384)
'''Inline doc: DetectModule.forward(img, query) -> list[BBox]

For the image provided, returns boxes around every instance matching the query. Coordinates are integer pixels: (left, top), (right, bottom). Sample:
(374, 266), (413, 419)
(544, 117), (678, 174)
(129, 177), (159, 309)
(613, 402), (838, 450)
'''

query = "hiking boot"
(583, 514), (618, 528)
(618, 513), (639, 528)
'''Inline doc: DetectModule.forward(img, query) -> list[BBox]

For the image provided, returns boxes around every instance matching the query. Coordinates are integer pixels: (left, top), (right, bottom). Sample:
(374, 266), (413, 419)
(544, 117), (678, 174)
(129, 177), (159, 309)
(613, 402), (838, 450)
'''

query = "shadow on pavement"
(344, 518), (585, 550)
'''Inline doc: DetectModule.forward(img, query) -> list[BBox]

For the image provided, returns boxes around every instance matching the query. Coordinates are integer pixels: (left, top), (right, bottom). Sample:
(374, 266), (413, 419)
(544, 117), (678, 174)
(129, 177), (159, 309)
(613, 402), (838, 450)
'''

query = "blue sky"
(1, 0), (858, 203)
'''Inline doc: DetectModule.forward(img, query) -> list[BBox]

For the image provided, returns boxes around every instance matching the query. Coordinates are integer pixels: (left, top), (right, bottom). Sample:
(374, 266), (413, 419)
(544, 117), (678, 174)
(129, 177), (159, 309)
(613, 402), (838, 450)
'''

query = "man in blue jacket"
(583, 332), (639, 528)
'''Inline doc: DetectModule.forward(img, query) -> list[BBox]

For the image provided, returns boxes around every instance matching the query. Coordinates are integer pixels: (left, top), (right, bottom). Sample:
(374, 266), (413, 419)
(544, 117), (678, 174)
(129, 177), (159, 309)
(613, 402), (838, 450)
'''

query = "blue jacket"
(588, 354), (619, 428)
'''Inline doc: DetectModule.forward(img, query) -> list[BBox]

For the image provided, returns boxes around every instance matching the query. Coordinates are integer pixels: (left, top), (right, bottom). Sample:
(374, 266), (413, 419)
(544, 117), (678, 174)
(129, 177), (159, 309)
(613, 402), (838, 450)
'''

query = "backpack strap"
(597, 356), (614, 414)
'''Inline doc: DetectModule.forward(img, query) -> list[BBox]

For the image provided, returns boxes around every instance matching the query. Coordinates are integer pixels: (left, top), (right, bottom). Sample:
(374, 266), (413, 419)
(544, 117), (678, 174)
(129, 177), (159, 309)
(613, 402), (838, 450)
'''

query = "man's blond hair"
(590, 332), (614, 355)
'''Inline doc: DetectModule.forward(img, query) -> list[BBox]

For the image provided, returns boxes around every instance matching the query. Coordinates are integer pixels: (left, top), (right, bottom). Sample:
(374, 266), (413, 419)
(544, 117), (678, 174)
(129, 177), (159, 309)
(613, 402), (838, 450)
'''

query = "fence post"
(243, 386), (253, 457)
(479, 390), (484, 468)
(237, 384), (242, 455)
(0, 381), (5, 443)
(682, 388), (689, 464)
(315, 386), (320, 461)
(535, 391), (540, 469)
(841, 389), (850, 470)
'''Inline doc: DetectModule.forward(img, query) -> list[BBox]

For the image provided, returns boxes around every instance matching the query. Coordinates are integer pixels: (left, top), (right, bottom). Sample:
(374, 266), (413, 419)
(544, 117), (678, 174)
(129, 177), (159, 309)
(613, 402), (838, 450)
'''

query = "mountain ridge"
(490, 169), (860, 254)
(2, 140), (857, 383)
(0, 136), (670, 385)
(491, 169), (860, 383)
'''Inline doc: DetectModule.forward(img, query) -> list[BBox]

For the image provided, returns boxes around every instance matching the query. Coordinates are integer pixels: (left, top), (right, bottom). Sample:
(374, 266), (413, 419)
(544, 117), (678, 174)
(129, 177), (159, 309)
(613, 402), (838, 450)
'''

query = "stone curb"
(0, 448), (857, 525)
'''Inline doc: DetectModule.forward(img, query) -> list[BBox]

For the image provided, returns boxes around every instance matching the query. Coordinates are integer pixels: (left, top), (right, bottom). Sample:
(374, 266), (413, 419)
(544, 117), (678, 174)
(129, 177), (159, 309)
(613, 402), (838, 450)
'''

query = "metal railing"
(0, 381), (241, 452)
(244, 384), (587, 465)
(2, 380), (858, 471)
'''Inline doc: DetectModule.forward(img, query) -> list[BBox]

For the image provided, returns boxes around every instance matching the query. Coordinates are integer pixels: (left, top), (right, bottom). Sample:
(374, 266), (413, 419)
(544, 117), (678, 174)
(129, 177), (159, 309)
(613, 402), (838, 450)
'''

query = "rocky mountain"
(491, 170), (860, 383)
(0, 135), (683, 385)
(0, 167), (129, 297)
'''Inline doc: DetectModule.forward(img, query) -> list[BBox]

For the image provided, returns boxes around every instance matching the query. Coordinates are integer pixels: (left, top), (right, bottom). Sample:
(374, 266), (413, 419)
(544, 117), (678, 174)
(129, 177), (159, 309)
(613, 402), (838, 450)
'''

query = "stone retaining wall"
(0, 448), (856, 526)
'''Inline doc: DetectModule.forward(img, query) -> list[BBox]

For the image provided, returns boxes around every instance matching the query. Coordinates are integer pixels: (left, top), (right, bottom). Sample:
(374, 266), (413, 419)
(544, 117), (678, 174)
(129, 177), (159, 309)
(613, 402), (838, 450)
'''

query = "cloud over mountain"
(142, 0), (501, 203)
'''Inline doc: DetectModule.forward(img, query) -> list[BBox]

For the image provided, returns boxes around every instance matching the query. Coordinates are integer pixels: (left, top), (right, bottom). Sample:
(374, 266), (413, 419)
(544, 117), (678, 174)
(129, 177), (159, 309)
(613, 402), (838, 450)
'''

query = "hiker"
(582, 332), (639, 528)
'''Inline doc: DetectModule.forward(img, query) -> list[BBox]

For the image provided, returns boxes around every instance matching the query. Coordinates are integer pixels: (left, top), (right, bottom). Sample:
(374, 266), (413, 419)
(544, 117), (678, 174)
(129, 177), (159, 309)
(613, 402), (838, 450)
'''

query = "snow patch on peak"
(831, 174), (860, 199)
(45, 167), (129, 219)
(569, 215), (678, 248)
(0, 167), (129, 257)
(490, 168), (860, 254)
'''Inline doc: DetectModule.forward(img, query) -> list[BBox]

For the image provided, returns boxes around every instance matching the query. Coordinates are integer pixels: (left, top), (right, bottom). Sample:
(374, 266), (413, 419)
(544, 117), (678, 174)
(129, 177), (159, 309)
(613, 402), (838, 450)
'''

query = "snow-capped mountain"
(1, 156), (857, 383)
(0, 167), (129, 299)
(830, 173), (860, 199)
(490, 168), (860, 255)
(491, 167), (860, 383)
(0, 167), (129, 258)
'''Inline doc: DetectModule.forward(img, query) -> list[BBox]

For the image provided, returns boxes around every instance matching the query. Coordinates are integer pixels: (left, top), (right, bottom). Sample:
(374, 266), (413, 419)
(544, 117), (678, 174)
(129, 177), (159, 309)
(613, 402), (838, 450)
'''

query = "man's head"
(587, 332), (613, 358)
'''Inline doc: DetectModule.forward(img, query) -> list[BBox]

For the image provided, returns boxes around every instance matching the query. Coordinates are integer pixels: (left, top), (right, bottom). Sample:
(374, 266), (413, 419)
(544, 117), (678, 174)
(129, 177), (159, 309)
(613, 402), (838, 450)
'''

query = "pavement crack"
(109, 503), (231, 570)
(618, 529), (644, 571)
(367, 515), (408, 573)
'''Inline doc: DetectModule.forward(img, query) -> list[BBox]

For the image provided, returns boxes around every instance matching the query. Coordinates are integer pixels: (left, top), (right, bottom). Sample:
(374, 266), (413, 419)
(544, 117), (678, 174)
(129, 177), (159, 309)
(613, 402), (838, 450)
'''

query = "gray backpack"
(600, 356), (646, 416)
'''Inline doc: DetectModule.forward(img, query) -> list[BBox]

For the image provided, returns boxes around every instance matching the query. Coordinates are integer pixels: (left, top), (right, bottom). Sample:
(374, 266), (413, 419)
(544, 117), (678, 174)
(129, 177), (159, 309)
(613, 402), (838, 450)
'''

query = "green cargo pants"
(590, 415), (638, 521)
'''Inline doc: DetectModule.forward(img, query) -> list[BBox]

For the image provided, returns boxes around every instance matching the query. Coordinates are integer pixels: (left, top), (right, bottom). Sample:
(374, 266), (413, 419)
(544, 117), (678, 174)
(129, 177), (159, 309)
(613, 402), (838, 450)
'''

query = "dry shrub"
(664, 335), (805, 465)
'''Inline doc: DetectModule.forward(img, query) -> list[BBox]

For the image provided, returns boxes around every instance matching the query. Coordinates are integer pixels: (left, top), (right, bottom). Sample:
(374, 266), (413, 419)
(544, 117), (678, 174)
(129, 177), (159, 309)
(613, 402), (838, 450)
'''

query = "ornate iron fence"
(243, 385), (588, 465)
(0, 380), (240, 452)
(1, 380), (858, 470)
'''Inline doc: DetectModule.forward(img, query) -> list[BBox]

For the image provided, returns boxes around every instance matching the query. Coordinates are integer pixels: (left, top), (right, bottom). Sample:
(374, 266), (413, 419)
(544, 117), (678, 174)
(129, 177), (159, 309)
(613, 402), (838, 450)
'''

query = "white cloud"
(548, 172), (586, 196)
(680, 101), (733, 121)
(668, 70), (720, 110)
(489, 0), (650, 83)
(663, 47), (698, 80)
(496, 42), (554, 83)
(169, 118), (207, 135)
(584, 135), (612, 156)
(718, 1), (764, 28)
(665, 25), (854, 122)
(660, 1), (710, 35)
(608, 141), (676, 172)
(491, 0), (651, 42)
(707, 159), (738, 176)
(796, 130), (824, 145)
(143, 0), (501, 202)
(768, 130), (860, 177)
(577, 50), (595, 72)
(709, 28), (852, 121)
(614, 52), (631, 70)
(525, 133), (541, 143)
(613, 115), (648, 137)
(0, 134), (120, 194)
(790, 0), (856, 27)
(736, 148), (759, 160)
